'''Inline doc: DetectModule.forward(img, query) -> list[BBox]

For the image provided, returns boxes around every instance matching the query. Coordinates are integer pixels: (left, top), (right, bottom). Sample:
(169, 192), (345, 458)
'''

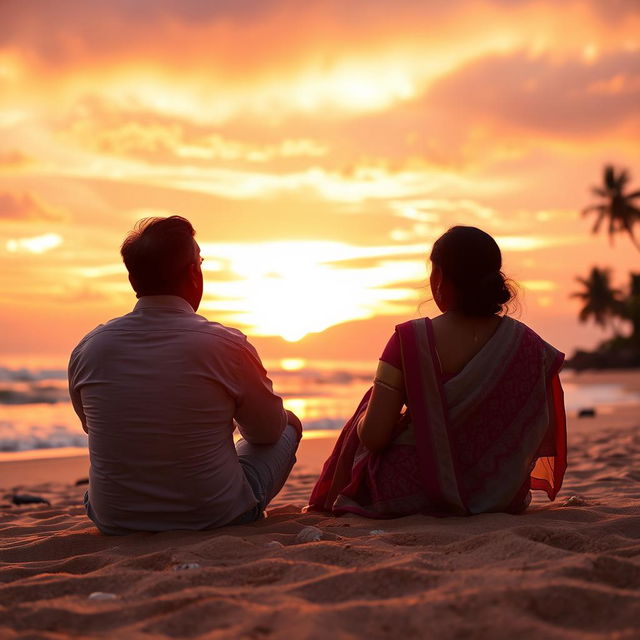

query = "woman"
(308, 226), (566, 517)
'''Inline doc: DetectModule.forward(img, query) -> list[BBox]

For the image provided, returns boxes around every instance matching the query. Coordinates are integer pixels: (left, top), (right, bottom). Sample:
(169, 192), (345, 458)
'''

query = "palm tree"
(583, 165), (640, 250)
(571, 266), (624, 330)
(623, 273), (640, 346)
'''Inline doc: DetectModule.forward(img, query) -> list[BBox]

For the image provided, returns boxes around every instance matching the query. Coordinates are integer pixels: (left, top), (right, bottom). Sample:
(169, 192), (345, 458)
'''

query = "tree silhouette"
(623, 273), (640, 346)
(583, 165), (640, 250)
(571, 266), (623, 330)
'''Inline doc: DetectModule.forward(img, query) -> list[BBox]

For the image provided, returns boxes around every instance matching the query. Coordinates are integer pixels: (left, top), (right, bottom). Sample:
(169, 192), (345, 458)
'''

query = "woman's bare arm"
(357, 361), (404, 452)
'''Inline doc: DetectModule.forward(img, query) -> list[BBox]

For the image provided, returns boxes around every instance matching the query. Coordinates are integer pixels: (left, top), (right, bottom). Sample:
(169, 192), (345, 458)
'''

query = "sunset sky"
(1, 0), (639, 367)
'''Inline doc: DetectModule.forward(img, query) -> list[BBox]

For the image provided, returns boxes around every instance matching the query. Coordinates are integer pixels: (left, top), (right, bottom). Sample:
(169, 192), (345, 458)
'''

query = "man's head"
(120, 215), (203, 311)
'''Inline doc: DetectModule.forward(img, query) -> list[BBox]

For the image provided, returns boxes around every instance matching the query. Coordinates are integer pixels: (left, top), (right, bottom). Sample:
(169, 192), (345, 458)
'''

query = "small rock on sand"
(10, 494), (51, 506)
(88, 592), (118, 601)
(295, 526), (323, 543)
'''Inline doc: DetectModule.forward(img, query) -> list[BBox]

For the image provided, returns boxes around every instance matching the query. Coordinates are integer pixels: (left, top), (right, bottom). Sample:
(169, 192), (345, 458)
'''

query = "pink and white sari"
(308, 317), (566, 517)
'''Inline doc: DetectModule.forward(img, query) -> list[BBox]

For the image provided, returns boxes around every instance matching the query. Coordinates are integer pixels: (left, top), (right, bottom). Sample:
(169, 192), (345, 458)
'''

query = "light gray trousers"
(231, 423), (300, 524)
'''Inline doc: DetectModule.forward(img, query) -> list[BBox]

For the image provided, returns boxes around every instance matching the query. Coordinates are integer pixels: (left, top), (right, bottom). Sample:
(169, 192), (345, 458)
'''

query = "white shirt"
(68, 295), (287, 533)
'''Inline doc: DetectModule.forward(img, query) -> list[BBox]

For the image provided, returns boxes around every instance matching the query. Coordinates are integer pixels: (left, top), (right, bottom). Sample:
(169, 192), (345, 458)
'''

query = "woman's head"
(429, 226), (513, 316)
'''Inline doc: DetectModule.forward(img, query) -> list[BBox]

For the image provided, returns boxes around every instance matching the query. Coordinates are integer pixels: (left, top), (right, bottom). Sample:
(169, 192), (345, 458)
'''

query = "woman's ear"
(431, 264), (454, 312)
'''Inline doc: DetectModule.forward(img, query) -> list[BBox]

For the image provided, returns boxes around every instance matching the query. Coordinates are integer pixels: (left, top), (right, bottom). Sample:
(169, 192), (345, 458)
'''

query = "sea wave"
(0, 367), (67, 383)
(2, 364), (639, 454)
(0, 365), (370, 406)
(0, 422), (88, 452)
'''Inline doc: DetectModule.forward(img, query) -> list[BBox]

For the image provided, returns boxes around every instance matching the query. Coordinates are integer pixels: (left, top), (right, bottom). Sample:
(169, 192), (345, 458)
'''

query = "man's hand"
(285, 409), (303, 440)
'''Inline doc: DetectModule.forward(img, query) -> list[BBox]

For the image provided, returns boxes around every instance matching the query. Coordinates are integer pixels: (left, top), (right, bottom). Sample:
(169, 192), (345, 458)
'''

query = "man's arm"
(68, 346), (88, 434)
(231, 340), (290, 445)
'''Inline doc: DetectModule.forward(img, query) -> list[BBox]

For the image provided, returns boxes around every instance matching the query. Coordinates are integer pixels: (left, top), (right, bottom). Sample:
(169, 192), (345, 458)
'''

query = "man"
(68, 216), (301, 534)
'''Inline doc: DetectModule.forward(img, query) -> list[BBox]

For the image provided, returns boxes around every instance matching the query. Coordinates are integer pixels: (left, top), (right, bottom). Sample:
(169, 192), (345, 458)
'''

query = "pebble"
(563, 495), (588, 507)
(11, 494), (51, 506)
(173, 562), (201, 571)
(88, 592), (118, 601)
(369, 529), (387, 535)
(265, 541), (284, 549)
(295, 526), (323, 543)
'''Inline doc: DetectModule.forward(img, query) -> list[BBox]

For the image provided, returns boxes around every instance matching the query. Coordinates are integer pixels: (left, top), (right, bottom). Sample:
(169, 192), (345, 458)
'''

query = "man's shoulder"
(186, 314), (250, 348)
(70, 313), (130, 353)
(74, 312), (249, 349)
(69, 310), (255, 369)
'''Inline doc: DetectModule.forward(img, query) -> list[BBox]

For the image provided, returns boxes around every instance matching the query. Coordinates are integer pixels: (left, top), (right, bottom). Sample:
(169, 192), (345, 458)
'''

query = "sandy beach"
(2, 373), (640, 639)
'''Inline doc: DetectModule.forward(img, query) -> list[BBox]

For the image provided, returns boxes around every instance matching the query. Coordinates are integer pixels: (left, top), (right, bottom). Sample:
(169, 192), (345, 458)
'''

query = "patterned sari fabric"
(308, 317), (566, 517)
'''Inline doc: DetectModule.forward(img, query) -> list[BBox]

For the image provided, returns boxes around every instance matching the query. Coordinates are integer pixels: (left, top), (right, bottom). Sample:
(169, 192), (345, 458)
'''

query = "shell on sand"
(173, 563), (201, 571)
(295, 526), (323, 543)
(88, 592), (118, 601)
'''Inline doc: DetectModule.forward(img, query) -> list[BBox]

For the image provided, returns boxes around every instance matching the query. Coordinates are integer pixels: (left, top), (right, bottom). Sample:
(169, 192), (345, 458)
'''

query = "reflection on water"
(560, 381), (640, 413)
(0, 362), (639, 455)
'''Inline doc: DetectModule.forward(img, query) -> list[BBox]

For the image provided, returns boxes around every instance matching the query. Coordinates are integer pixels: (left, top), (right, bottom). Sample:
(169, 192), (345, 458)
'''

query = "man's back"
(69, 295), (287, 534)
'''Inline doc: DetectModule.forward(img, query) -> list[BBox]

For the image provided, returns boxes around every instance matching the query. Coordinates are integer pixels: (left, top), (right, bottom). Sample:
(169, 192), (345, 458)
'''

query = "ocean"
(1, 361), (639, 456)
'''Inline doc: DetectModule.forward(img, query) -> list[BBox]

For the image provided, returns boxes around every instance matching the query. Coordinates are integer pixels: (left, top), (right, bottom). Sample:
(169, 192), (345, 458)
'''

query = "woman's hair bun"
(430, 226), (515, 316)
(457, 270), (511, 316)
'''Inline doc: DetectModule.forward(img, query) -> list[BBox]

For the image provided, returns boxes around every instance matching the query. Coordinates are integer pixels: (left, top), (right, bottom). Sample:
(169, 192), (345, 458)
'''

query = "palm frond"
(578, 308), (589, 323)
(591, 210), (606, 234)
(608, 215), (616, 243)
(582, 204), (606, 215)
(604, 165), (616, 190)
(627, 229), (640, 251)
(616, 168), (630, 190)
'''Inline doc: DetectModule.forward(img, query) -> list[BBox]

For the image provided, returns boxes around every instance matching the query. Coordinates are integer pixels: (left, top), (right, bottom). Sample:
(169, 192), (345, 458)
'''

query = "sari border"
(424, 318), (470, 511)
(397, 322), (440, 498)
(397, 318), (467, 514)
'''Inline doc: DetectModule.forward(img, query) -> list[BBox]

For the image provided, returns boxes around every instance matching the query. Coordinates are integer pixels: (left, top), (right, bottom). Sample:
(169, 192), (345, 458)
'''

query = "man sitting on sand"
(68, 216), (301, 534)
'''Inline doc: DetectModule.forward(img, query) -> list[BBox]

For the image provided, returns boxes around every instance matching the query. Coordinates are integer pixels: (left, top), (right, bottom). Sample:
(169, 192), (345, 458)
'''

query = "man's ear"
(128, 272), (143, 298)
(188, 263), (199, 286)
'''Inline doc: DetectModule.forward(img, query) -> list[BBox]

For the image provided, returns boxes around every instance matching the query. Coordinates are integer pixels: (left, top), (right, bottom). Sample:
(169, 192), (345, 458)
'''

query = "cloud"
(284, 47), (640, 170)
(2, 1), (635, 66)
(5, 232), (63, 254)
(61, 97), (328, 165)
(4, 0), (636, 100)
(425, 49), (640, 139)
(0, 192), (66, 221)
(52, 284), (112, 303)
(0, 150), (32, 169)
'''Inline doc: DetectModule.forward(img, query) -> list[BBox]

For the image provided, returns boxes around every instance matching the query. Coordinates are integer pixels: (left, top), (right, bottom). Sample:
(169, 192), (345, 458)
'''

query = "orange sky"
(1, 0), (639, 366)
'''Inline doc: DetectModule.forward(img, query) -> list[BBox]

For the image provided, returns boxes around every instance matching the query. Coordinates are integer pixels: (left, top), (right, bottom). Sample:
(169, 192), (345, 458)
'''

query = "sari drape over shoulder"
(308, 317), (566, 517)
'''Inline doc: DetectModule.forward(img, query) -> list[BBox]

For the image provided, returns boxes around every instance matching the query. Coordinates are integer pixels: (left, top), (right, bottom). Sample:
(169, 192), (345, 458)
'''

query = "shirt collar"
(133, 295), (195, 313)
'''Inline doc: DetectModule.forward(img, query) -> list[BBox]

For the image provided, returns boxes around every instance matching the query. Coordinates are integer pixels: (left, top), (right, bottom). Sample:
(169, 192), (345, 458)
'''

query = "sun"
(198, 241), (424, 342)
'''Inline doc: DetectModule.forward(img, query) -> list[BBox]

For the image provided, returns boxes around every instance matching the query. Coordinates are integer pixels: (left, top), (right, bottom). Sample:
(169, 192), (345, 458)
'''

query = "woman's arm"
(357, 361), (405, 452)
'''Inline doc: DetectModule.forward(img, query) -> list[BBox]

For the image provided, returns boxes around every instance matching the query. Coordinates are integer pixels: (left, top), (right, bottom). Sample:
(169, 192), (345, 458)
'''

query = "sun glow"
(198, 241), (425, 341)
(280, 358), (307, 371)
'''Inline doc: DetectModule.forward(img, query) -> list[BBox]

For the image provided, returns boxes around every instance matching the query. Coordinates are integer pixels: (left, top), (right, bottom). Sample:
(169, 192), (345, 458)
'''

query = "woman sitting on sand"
(309, 226), (566, 517)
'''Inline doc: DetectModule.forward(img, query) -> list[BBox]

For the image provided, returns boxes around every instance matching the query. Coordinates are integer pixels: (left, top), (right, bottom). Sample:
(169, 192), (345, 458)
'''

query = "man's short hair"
(121, 216), (196, 297)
